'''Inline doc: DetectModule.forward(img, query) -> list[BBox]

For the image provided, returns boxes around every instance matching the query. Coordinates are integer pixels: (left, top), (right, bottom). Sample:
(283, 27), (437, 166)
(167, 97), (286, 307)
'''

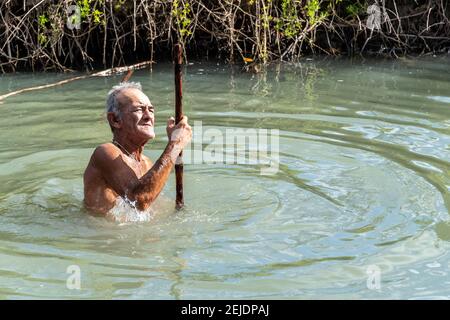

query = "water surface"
(0, 56), (449, 299)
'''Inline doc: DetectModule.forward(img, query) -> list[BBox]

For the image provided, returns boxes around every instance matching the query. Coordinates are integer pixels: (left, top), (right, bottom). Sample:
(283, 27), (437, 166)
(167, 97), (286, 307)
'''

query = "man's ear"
(107, 112), (122, 129)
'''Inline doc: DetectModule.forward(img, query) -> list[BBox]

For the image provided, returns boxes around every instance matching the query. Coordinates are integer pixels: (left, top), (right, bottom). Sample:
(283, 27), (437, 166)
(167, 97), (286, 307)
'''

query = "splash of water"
(106, 196), (155, 223)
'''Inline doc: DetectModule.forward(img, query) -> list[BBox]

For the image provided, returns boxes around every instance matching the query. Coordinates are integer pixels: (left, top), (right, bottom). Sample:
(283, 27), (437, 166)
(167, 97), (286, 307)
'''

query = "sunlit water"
(0, 57), (449, 299)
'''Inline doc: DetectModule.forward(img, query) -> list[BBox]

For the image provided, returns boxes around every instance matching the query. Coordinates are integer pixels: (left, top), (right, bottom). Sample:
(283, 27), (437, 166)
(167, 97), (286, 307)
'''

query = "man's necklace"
(112, 140), (140, 164)
(112, 140), (142, 178)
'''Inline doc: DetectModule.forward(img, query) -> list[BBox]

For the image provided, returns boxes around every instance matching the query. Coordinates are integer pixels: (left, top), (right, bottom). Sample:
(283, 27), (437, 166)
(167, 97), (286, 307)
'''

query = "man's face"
(117, 88), (155, 140)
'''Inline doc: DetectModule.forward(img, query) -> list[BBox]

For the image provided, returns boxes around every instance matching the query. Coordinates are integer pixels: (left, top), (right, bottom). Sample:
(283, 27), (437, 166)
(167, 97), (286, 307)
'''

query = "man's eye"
(134, 107), (154, 113)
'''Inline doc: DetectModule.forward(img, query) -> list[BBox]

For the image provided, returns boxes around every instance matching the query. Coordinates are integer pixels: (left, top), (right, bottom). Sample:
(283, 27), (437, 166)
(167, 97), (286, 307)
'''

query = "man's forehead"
(118, 88), (152, 106)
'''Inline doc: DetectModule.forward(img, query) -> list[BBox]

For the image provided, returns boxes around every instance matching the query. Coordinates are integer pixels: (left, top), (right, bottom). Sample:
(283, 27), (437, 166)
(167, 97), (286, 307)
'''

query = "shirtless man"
(83, 82), (192, 215)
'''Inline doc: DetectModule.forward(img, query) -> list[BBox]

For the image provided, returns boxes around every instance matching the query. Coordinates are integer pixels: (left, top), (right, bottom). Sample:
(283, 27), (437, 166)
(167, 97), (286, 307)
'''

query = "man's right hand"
(166, 116), (192, 149)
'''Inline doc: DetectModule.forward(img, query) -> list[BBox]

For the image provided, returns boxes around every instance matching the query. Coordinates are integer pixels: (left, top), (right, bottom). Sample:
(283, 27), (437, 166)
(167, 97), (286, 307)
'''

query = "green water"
(0, 57), (449, 299)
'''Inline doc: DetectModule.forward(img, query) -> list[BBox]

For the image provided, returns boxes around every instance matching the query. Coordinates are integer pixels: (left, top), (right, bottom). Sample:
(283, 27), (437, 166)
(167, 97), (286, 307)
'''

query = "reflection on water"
(0, 56), (449, 299)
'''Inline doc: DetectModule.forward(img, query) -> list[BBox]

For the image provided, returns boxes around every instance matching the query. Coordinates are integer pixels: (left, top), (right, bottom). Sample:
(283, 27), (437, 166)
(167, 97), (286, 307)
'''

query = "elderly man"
(83, 82), (192, 216)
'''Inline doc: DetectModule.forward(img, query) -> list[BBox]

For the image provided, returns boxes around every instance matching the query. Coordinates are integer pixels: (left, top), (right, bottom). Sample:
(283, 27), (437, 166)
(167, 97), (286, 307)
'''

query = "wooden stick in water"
(174, 43), (184, 210)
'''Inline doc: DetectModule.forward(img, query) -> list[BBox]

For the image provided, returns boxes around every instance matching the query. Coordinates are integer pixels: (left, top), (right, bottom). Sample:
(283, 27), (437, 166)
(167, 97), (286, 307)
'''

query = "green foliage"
(274, 0), (302, 39)
(345, 2), (366, 17)
(92, 9), (103, 24)
(305, 0), (328, 26)
(306, 0), (319, 20)
(37, 14), (49, 46)
(37, 33), (47, 46)
(77, 0), (105, 25)
(38, 14), (49, 28)
(172, 0), (193, 40)
(327, 0), (343, 10)
(1, 0), (445, 72)
(78, 0), (91, 19)
(37, 0), (105, 47)
(260, 0), (271, 30)
(114, 0), (126, 11)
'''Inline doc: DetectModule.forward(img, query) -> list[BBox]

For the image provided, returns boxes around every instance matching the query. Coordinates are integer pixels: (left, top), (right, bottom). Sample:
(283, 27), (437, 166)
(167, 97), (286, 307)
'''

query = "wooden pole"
(174, 43), (184, 209)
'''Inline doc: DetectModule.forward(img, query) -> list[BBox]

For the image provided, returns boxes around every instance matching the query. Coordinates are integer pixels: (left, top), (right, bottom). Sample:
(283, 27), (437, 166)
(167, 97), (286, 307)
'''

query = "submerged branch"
(0, 60), (153, 102)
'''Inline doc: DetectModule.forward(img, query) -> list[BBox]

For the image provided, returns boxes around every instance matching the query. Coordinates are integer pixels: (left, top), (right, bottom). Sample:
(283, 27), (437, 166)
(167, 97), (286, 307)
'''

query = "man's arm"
(130, 140), (183, 210)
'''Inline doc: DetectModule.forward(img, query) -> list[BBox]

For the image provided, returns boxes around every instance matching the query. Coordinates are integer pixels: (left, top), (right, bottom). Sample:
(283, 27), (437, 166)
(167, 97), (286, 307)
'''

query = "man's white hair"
(106, 81), (142, 118)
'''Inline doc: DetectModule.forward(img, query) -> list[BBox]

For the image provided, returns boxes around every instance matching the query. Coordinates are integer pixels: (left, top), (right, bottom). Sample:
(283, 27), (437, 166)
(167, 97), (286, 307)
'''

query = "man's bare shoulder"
(91, 143), (120, 163)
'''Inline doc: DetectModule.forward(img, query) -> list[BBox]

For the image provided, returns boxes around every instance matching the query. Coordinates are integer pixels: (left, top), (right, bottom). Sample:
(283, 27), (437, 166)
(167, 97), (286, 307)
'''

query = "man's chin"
(143, 129), (155, 140)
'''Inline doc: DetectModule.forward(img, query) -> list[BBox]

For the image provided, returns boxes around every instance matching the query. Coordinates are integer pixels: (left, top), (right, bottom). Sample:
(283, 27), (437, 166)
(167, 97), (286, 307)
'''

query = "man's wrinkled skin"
(83, 87), (192, 216)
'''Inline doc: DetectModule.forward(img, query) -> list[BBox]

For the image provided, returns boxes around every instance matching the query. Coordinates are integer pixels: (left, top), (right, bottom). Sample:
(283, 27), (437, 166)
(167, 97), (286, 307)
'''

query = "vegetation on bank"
(0, 0), (449, 72)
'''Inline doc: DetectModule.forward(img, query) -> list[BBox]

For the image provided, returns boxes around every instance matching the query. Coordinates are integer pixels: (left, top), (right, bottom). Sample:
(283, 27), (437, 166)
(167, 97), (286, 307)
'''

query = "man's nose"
(142, 108), (153, 121)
